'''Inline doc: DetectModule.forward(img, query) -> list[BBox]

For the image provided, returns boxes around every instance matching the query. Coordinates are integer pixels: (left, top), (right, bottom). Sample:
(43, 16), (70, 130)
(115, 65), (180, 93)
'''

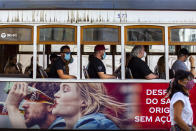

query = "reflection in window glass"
(181, 45), (196, 53)
(0, 27), (32, 41)
(149, 45), (164, 52)
(39, 28), (75, 42)
(51, 44), (77, 52)
(84, 45), (110, 52)
(127, 28), (162, 42)
(171, 28), (196, 42)
(83, 28), (119, 42)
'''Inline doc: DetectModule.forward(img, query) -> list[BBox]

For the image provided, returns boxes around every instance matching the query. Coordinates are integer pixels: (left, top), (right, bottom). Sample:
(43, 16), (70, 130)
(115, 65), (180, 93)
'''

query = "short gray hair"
(131, 45), (144, 57)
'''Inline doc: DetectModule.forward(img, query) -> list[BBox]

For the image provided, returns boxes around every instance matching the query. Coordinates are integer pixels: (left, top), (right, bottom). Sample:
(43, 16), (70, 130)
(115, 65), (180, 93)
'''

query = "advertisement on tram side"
(0, 82), (195, 130)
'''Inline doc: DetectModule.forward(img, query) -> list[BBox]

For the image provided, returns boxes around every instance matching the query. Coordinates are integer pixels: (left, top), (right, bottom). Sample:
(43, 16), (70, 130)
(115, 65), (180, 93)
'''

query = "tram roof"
(0, 0), (196, 11)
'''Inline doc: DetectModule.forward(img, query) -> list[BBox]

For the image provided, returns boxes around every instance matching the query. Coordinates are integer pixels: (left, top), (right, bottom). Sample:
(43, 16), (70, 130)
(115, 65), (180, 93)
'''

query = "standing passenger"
(127, 45), (158, 79)
(87, 45), (116, 79)
(48, 45), (76, 79)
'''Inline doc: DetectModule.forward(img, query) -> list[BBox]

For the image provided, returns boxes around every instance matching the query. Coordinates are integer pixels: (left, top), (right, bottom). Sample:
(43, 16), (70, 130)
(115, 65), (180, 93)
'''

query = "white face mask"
(143, 51), (147, 58)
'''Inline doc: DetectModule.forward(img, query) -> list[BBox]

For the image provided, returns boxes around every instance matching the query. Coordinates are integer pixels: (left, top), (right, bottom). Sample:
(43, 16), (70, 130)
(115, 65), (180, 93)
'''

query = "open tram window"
(81, 25), (120, 79)
(37, 25), (77, 79)
(124, 25), (166, 79)
(169, 26), (196, 78)
(0, 25), (33, 78)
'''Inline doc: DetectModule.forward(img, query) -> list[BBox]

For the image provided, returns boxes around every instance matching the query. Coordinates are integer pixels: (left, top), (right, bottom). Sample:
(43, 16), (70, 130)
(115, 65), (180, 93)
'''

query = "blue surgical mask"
(102, 52), (106, 59)
(64, 53), (71, 61)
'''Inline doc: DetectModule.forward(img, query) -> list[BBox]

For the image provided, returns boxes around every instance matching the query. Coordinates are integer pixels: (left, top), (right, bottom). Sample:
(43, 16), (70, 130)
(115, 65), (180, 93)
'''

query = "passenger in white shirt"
(166, 70), (195, 131)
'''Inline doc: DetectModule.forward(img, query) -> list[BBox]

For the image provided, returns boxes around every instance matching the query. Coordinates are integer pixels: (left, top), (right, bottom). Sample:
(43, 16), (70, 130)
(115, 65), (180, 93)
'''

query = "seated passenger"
(171, 48), (196, 77)
(154, 55), (174, 79)
(4, 55), (23, 74)
(24, 57), (48, 78)
(127, 45), (158, 79)
(45, 53), (58, 74)
(114, 53), (133, 79)
(48, 45), (76, 79)
(87, 45), (116, 79)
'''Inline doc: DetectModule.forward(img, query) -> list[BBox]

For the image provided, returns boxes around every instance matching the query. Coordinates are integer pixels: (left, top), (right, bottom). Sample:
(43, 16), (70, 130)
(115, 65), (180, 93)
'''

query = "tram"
(0, 0), (196, 130)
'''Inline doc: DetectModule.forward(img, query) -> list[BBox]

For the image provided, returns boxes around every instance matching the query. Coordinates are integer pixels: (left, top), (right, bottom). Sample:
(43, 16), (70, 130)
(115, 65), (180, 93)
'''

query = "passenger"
(5, 82), (66, 129)
(166, 70), (196, 131)
(24, 57), (48, 78)
(172, 48), (196, 77)
(114, 53), (133, 79)
(45, 53), (58, 74)
(87, 45), (116, 79)
(154, 55), (174, 79)
(52, 83), (127, 129)
(48, 45), (76, 79)
(127, 45), (158, 79)
(4, 55), (23, 74)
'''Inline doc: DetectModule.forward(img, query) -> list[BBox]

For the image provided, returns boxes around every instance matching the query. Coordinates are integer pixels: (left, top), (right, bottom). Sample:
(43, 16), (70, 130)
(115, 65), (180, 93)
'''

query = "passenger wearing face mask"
(127, 45), (158, 79)
(48, 45), (76, 79)
(172, 48), (196, 77)
(87, 45), (116, 79)
(166, 70), (196, 131)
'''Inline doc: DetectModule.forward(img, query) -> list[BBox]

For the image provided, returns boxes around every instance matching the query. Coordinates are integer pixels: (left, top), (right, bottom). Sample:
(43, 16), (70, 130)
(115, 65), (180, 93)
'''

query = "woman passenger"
(52, 83), (127, 129)
(4, 55), (22, 74)
(166, 70), (195, 131)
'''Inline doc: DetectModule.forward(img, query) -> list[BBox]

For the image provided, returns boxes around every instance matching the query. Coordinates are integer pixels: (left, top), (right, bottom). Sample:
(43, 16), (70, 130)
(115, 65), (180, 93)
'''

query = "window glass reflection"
(171, 28), (196, 42)
(127, 28), (162, 42)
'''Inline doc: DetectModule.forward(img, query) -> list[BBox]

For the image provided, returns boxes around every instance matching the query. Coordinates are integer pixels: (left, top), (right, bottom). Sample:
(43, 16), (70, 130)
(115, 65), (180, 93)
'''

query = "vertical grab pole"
(77, 26), (81, 80)
(165, 26), (169, 81)
(121, 25), (125, 79)
(33, 25), (37, 79)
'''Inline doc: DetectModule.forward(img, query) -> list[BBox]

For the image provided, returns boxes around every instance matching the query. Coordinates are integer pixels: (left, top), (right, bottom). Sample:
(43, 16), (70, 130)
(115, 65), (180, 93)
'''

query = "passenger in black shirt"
(127, 45), (158, 79)
(87, 45), (116, 79)
(48, 45), (76, 79)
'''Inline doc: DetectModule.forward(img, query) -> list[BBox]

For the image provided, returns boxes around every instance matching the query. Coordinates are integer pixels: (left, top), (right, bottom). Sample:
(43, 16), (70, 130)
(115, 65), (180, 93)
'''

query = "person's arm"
(189, 56), (196, 77)
(57, 69), (77, 79)
(98, 72), (116, 79)
(145, 73), (159, 80)
(173, 101), (191, 131)
(5, 82), (27, 128)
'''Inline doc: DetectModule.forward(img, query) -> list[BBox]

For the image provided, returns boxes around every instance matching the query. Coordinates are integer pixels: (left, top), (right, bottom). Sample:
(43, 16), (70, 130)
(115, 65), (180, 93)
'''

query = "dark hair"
(50, 53), (58, 60)
(28, 82), (60, 99)
(167, 70), (193, 99)
(60, 45), (70, 52)
(177, 48), (189, 58)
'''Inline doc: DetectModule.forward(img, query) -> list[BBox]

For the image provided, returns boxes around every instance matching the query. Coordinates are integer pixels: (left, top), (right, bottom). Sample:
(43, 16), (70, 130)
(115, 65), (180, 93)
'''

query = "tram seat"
(83, 66), (89, 79)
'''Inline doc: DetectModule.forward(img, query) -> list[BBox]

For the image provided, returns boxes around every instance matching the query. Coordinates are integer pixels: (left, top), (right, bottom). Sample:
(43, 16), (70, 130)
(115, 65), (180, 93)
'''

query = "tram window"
(169, 46), (175, 53)
(39, 28), (75, 42)
(0, 27), (32, 42)
(170, 28), (196, 42)
(83, 28), (119, 42)
(147, 55), (162, 72)
(42, 44), (78, 79)
(127, 28), (162, 42)
(83, 45), (110, 52)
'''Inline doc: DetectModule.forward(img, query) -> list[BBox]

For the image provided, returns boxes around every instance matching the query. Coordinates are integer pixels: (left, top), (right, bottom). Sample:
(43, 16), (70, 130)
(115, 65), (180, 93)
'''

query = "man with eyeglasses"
(48, 45), (76, 79)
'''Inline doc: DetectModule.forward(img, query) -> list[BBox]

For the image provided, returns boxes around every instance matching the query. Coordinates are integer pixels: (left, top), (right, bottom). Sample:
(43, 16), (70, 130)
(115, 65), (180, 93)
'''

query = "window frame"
(0, 25), (33, 45)
(81, 25), (121, 45)
(125, 25), (165, 45)
(37, 25), (77, 45)
(168, 25), (196, 45)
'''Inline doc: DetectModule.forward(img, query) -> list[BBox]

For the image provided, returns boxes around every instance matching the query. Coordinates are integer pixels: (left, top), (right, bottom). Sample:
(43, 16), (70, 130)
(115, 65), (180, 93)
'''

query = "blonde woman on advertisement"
(166, 70), (196, 131)
(52, 83), (127, 129)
